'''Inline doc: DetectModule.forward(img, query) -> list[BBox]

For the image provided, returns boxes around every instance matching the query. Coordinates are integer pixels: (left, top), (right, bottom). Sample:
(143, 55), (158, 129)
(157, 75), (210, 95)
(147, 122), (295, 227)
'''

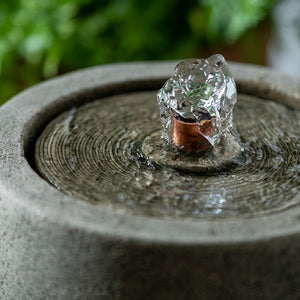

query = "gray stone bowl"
(0, 62), (299, 299)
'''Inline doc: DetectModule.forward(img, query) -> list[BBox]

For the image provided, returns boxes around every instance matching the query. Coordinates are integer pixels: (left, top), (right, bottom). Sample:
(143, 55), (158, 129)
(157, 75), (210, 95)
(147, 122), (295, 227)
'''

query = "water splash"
(157, 54), (237, 148)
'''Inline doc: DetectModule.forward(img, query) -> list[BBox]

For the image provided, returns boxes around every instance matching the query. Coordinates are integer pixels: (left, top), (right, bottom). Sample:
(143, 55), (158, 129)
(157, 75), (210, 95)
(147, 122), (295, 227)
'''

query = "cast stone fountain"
(0, 56), (299, 299)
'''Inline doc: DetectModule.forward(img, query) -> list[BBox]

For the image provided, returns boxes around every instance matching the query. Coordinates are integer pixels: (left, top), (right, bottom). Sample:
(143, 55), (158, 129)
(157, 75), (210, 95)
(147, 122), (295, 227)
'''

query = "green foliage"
(190, 0), (276, 42)
(0, 0), (277, 104)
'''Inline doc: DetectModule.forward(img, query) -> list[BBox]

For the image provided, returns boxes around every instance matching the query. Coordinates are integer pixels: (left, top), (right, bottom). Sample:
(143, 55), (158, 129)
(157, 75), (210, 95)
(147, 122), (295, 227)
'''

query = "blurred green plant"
(0, 0), (277, 104)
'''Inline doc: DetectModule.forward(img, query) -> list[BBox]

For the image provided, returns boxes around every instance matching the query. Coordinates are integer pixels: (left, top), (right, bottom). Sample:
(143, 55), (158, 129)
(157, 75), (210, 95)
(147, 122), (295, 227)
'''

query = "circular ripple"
(35, 91), (300, 218)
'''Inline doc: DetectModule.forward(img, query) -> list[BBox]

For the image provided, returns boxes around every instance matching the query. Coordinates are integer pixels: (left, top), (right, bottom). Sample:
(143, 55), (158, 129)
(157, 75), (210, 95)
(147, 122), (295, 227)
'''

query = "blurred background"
(0, 0), (299, 105)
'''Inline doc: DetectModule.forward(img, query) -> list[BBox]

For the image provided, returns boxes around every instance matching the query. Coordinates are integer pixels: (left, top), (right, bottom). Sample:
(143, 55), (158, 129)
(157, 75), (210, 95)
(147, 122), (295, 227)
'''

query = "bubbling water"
(157, 54), (237, 148)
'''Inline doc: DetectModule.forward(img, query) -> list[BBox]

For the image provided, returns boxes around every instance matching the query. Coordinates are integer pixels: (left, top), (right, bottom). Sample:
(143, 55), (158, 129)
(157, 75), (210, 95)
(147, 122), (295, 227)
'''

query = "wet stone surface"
(142, 131), (241, 173)
(35, 90), (300, 219)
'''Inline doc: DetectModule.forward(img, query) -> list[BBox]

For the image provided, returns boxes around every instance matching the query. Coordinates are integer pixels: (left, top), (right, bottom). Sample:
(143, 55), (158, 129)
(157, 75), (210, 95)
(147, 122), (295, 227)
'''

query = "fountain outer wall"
(0, 62), (299, 299)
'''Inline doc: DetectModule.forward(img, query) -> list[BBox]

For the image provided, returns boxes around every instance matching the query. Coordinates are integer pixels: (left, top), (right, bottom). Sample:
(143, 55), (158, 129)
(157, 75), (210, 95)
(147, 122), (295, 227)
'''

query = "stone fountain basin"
(0, 62), (299, 299)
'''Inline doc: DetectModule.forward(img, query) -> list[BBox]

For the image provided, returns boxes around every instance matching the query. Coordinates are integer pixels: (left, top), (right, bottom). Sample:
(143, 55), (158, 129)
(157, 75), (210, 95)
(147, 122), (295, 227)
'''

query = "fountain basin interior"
(35, 90), (300, 218)
(0, 62), (299, 299)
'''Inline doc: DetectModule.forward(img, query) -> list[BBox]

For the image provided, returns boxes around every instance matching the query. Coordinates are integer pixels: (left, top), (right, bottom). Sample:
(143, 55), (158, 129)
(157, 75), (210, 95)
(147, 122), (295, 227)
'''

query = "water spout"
(157, 54), (237, 152)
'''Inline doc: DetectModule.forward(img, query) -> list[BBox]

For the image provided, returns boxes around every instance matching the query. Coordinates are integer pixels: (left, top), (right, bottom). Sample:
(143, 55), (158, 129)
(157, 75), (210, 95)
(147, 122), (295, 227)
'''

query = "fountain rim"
(0, 60), (299, 246)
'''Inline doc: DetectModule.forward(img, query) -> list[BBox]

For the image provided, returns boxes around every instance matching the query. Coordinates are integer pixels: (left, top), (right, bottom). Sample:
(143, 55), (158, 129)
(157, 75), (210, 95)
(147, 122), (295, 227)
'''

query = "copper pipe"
(171, 115), (216, 152)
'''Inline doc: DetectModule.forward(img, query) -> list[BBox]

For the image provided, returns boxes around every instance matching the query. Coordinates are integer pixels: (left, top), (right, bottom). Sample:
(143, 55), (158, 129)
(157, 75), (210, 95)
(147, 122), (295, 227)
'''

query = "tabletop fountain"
(0, 56), (299, 299)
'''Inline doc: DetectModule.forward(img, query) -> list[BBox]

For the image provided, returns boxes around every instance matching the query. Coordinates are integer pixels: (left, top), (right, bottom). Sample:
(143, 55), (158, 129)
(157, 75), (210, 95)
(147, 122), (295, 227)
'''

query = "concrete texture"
(0, 62), (299, 299)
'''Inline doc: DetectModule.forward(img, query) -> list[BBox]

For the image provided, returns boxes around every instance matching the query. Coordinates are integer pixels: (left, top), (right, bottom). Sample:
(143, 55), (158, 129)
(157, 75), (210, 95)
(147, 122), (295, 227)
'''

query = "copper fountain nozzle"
(171, 115), (216, 152)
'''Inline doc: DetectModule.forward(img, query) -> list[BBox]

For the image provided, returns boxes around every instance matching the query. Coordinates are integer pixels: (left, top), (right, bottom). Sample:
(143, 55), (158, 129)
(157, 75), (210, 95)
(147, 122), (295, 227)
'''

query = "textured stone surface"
(142, 130), (241, 173)
(0, 61), (300, 299)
